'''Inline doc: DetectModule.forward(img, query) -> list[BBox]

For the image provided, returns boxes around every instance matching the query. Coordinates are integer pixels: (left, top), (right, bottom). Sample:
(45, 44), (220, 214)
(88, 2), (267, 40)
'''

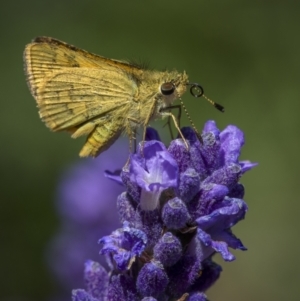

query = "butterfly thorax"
(129, 69), (188, 125)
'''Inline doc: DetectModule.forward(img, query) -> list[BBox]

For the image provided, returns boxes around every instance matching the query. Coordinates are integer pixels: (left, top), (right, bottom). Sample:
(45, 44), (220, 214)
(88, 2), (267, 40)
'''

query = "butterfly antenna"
(187, 82), (225, 112)
(179, 98), (203, 143)
(202, 94), (225, 112)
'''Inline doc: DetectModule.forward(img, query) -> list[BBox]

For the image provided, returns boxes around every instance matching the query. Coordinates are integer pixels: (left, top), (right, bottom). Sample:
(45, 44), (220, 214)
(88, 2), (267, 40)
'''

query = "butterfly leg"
(161, 104), (203, 144)
(127, 117), (140, 152)
(160, 104), (182, 140)
(159, 111), (189, 150)
(139, 102), (158, 155)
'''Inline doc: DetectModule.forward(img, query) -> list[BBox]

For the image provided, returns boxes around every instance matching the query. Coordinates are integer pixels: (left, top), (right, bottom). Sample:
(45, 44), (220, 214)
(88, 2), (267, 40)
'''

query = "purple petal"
(142, 140), (166, 160)
(84, 260), (109, 299)
(220, 125), (244, 165)
(130, 141), (178, 211)
(200, 183), (229, 202)
(99, 221), (147, 270)
(130, 151), (177, 192)
(196, 198), (248, 261)
(104, 169), (123, 185)
(197, 198), (248, 231)
(203, 120), (220, 135)
(240, 160), (258, 173)
(211, 239), (235, 261)
(202, 163), (242, 189)
(181, 126), (200, 144)
(146, 151), (178, 189)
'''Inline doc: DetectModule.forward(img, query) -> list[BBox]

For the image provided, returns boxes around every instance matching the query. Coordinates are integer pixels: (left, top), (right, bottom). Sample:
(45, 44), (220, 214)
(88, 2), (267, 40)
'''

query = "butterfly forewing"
(36, 68), (135, 131)
(24, 37), (139, 156)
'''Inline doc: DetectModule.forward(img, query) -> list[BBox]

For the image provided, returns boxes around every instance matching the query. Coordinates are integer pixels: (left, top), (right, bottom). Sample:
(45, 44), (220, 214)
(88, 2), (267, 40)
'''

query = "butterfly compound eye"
(161, 82), (176, 95)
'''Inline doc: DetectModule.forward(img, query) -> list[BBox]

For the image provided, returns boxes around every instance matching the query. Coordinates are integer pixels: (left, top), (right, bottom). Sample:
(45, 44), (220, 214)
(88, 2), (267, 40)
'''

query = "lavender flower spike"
(73, 121), (256, 301)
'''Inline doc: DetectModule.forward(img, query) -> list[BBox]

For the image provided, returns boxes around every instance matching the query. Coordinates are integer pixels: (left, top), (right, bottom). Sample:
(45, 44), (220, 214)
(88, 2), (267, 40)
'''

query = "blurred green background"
(1, 1), (299, 300)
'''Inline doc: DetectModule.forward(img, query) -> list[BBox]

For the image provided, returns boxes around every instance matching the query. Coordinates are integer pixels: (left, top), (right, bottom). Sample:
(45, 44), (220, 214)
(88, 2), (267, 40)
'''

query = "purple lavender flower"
(72, 121), (256, 301)
(99, 221), (147, 271)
